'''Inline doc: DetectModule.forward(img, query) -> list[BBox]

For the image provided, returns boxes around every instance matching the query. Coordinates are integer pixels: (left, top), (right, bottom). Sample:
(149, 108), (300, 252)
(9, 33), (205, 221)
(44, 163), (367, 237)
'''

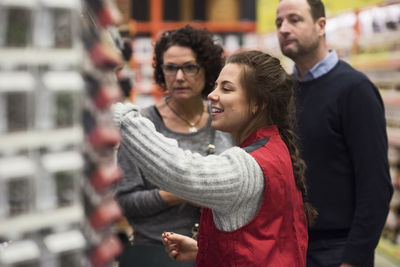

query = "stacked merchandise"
(0, 0), (124, 266)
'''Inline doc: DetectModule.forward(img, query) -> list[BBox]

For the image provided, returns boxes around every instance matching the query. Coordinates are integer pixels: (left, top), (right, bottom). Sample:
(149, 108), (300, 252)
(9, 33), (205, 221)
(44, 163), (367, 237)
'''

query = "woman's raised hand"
(161, 232), (198, 262)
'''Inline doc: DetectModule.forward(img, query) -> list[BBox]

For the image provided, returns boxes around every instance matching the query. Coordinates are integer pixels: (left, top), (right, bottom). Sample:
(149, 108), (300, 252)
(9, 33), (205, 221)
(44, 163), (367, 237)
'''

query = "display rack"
(0, 0), (125, 266)
(0, 1), (87, 266)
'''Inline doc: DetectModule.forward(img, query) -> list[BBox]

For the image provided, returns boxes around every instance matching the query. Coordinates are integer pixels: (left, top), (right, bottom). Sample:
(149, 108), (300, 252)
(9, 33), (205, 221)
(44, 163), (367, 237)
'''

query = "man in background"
(275, 0), (393, 266)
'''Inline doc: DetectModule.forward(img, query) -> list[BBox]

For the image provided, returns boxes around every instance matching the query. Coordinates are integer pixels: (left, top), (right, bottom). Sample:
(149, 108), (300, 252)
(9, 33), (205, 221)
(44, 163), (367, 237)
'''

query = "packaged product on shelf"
(44, 229), (87, 267)
(33, 2), (77, 49)
(0, 3), (33, 48)
(41, 151), (84, 208)
(41, 71), (84, 129)
(0, 72), (35, 134)
(8, 177), (34, 216)
(0, 156), (36, 218)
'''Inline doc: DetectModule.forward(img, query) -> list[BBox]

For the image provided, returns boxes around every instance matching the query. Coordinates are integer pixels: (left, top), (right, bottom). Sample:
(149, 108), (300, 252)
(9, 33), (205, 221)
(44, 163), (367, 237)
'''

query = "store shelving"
(0, 0), (125, 266)
(0, 0), (88, 265)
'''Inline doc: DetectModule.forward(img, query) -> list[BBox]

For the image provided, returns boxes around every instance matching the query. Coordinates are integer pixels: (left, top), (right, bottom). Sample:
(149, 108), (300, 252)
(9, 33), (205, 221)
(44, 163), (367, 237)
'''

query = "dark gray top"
(114, 103), (233, 246)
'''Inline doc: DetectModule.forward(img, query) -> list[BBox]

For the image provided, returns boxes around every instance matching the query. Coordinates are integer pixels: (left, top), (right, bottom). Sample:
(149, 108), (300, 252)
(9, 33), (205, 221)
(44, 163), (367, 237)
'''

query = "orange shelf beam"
(130, 20), (256, 36)
(150, 0), (163, 39)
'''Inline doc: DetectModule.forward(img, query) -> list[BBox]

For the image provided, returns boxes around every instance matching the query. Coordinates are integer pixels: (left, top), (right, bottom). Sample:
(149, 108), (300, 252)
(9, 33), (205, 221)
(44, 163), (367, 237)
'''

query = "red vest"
(196, 125), (308, 267)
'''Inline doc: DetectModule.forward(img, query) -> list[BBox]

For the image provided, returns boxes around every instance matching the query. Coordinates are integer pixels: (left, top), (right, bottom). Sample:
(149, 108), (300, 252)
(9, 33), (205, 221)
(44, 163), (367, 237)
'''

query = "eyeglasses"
(161, 64), (201, 77)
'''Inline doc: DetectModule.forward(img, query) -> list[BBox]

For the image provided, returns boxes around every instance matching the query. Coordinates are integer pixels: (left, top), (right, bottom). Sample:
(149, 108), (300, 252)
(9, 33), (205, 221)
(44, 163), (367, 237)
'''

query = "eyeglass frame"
(161, 63), (201, 77)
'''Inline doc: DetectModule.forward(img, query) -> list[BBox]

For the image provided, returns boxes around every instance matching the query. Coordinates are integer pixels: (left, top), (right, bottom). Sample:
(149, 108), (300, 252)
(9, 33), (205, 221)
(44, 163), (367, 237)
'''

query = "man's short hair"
(307, 0), (325, 21)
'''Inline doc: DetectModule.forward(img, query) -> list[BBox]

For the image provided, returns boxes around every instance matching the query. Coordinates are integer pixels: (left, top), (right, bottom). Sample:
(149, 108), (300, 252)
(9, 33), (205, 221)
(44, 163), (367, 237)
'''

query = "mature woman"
(114, 25), (232, 266)
(114, 50), (317, 266)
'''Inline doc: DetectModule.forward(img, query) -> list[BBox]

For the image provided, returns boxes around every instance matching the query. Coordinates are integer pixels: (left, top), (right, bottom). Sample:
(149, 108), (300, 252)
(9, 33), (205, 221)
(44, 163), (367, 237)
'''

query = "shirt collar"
(292, 49), (339, 82)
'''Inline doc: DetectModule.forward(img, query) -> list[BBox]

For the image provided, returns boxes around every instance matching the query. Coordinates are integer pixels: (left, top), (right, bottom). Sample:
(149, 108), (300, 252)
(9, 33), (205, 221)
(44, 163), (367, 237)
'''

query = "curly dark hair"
(153, 25), (225, 98)
(227, 50), (318, 226)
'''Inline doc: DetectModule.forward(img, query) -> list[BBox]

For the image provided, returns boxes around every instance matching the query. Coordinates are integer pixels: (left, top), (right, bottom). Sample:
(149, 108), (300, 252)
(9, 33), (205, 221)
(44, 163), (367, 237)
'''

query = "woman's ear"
(251, 103), (258, 115)
(252, 102), (268, 115)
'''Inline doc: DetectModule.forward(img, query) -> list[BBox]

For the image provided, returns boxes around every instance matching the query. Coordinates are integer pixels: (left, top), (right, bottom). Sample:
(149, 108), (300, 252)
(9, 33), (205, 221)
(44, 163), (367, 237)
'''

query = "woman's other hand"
(161, 232), (198, 262)
(159, 190), (201, 207)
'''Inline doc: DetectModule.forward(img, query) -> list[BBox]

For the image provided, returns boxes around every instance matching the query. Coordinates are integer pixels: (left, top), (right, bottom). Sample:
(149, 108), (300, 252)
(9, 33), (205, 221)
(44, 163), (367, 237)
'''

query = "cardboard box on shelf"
(206, 0), (239, 22)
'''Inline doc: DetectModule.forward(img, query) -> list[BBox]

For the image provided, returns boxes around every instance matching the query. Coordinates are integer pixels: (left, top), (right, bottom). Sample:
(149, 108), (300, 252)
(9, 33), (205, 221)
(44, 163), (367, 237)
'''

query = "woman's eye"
(165, 65), (176, 71)
(185, 65), (196, 71)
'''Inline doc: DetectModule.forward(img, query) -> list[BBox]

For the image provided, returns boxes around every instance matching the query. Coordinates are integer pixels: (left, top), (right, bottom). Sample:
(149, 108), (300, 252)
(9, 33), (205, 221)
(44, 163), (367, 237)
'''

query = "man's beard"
(281, 36), (320, 61)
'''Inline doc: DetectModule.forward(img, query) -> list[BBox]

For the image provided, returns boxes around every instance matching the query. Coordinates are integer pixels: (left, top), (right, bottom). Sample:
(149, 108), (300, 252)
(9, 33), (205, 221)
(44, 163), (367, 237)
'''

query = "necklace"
(165, 98), (204, 133)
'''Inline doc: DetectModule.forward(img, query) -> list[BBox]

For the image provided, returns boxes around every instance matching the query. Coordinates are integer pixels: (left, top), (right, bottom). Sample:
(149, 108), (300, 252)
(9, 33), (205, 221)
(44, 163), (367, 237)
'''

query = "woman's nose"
(175, 69), (185, 79)
(208, 90), (218, 101)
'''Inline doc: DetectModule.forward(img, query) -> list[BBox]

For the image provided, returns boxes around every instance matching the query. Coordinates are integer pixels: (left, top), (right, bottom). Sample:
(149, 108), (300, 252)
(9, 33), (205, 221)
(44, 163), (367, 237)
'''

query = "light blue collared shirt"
(293, 50), (339, 82)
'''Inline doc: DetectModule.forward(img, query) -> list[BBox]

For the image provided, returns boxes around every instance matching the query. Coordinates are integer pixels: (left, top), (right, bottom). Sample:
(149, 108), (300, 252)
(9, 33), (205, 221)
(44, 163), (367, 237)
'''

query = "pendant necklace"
(165, 98), (204, 133)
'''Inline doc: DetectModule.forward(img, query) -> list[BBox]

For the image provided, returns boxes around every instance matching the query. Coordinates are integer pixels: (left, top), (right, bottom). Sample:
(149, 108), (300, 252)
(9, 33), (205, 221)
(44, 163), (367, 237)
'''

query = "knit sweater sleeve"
(114, 103), (264, 228)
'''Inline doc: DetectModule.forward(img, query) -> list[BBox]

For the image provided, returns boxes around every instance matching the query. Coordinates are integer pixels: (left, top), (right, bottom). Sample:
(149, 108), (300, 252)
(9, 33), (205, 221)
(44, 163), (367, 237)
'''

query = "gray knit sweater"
(115, 103), (232, 245)
(113, 103), (265, 233)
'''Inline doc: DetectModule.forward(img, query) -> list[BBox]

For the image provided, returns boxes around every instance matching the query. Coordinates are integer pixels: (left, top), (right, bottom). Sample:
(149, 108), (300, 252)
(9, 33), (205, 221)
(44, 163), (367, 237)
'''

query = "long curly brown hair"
(153, 25), (225, 98)
(227, 50), (317, 226)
